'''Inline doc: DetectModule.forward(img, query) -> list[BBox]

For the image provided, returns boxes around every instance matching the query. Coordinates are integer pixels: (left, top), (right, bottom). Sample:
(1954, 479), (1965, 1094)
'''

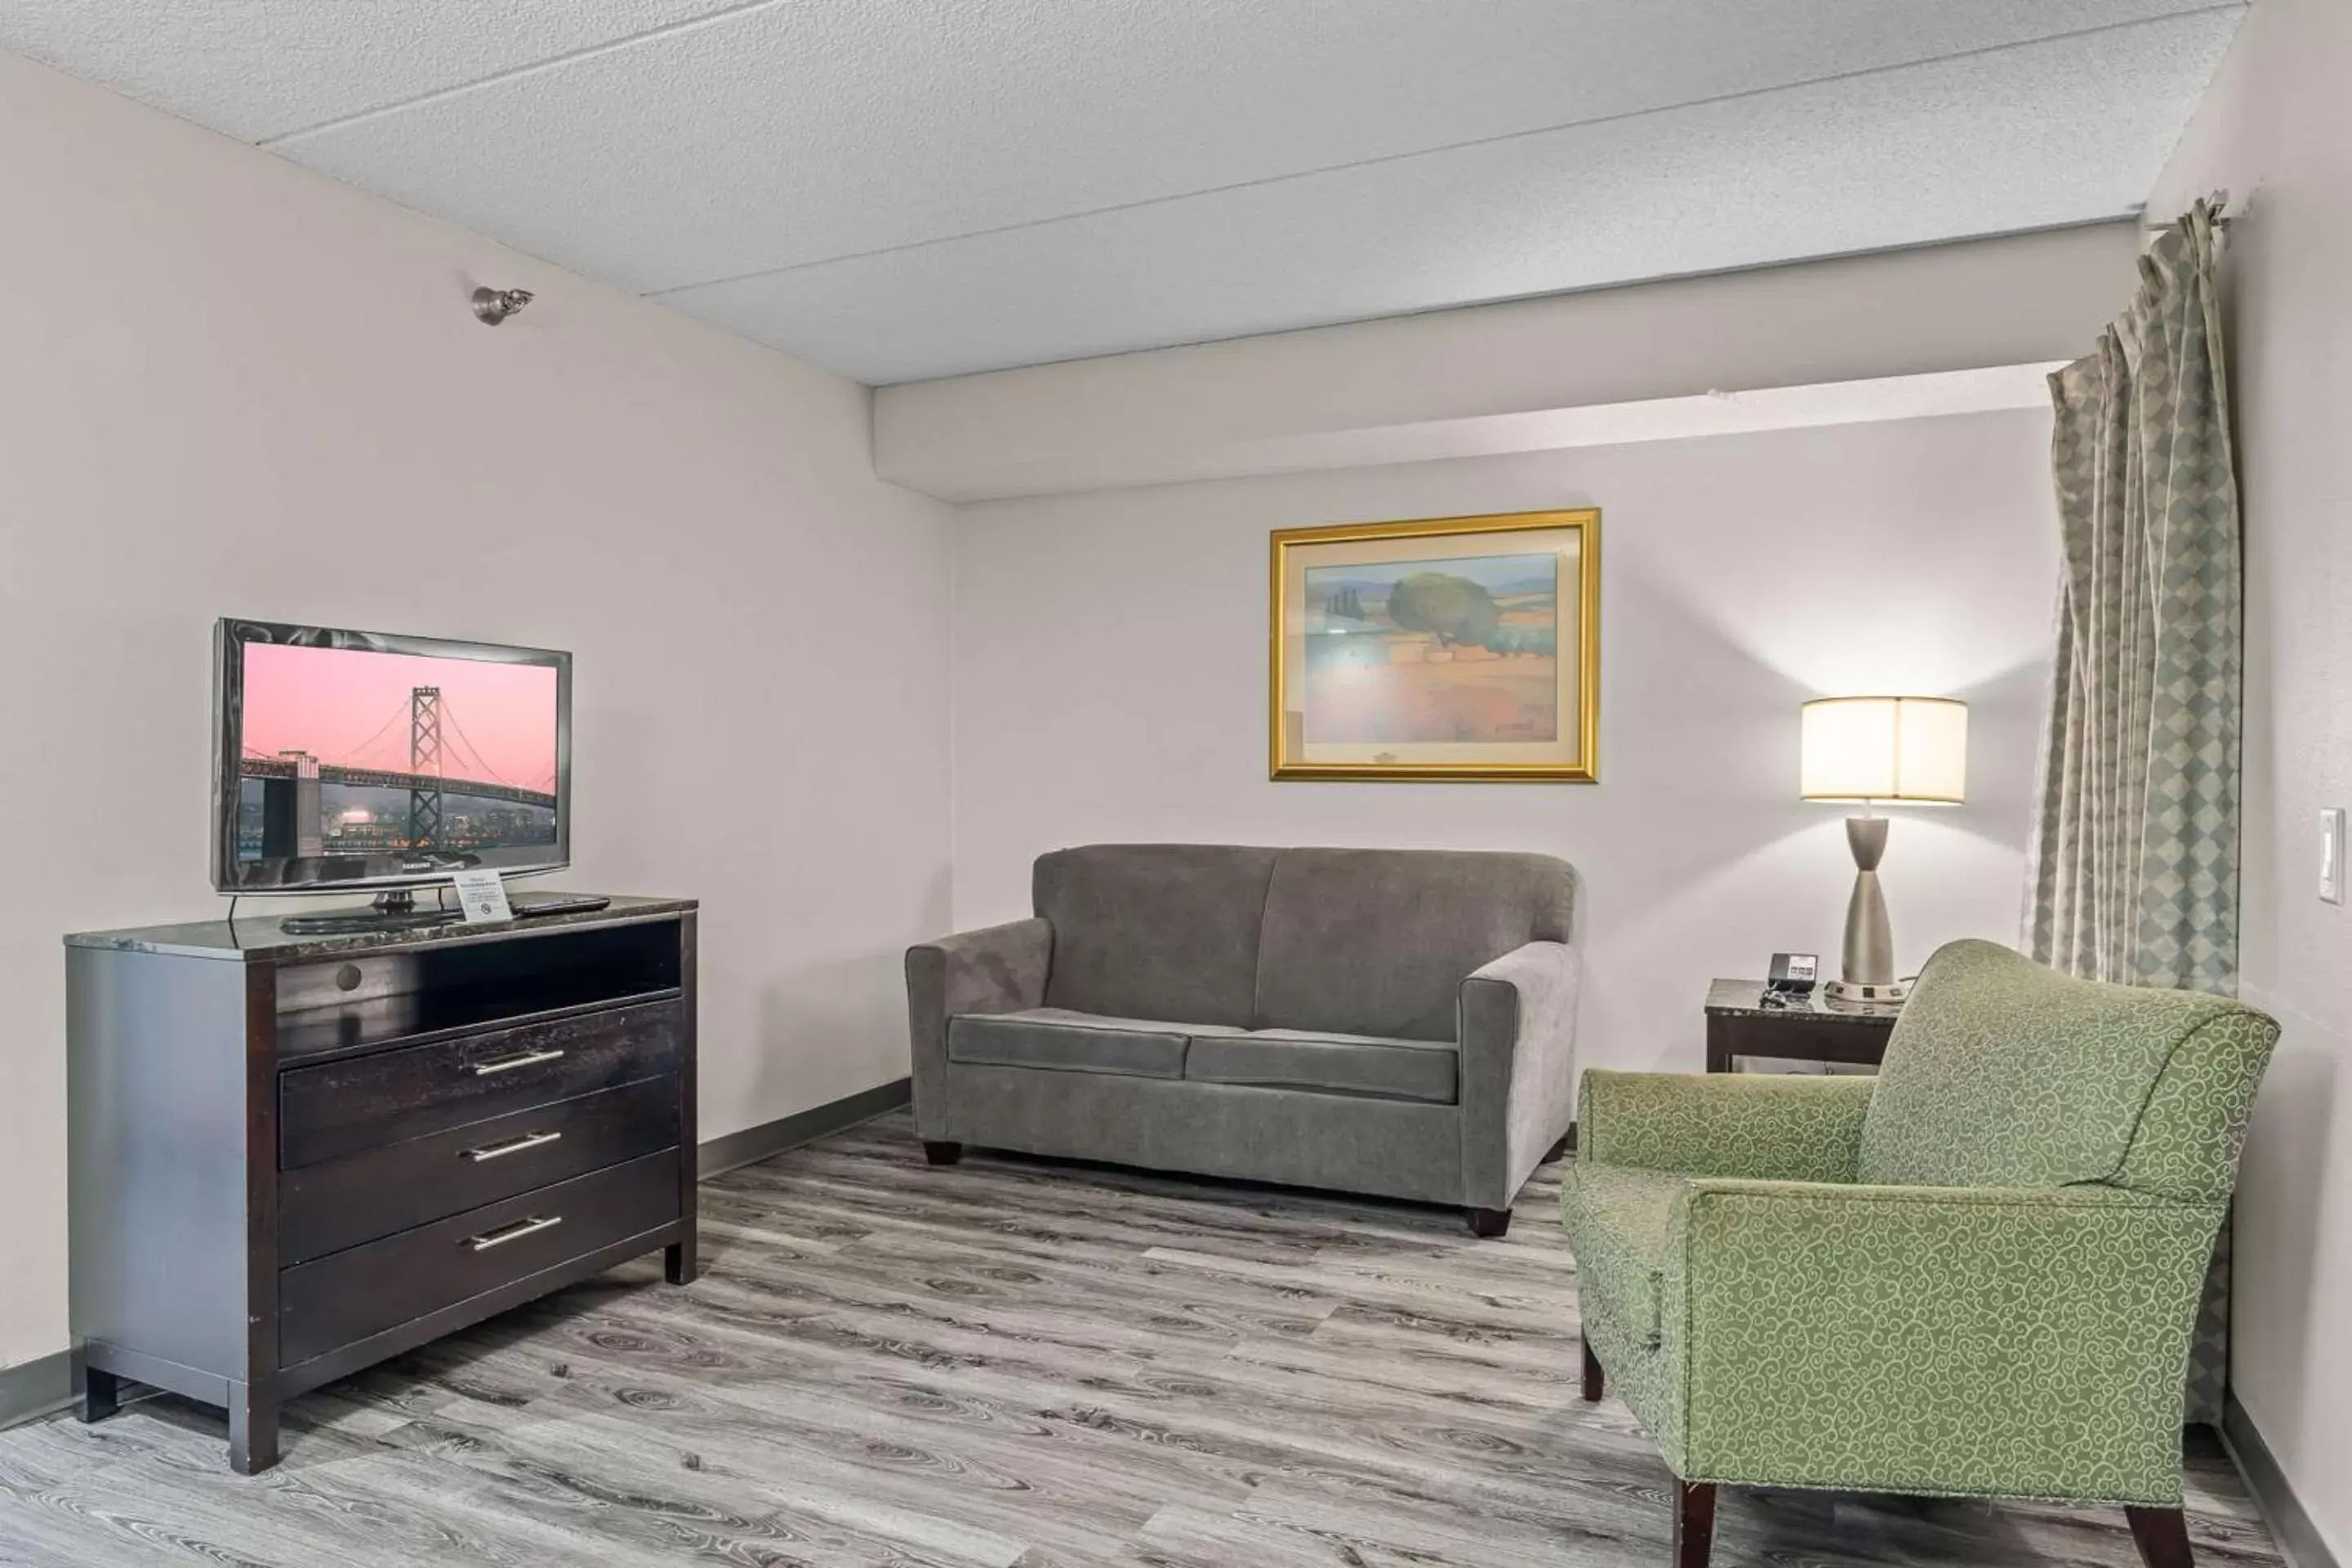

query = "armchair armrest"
(1459, 941), (1581, 1209)
(905, 918), (1052, 1138)
(1579, 1069), (1873, 1183)
(1667, 1178), (2223, 1503)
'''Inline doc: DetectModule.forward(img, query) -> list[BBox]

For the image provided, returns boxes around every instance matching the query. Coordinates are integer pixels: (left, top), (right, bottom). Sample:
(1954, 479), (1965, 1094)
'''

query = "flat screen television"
(212, 619), (572, 896)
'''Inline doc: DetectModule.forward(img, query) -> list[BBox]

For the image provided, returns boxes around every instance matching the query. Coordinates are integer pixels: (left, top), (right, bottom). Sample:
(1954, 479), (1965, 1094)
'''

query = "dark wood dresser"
(65, 896), (697, 1473)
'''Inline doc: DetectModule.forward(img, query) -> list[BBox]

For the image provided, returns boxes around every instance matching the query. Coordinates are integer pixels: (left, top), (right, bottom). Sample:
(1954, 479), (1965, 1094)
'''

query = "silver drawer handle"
(461, 1214), (562, 1251)
(470, 1048), (565, 1076)
(459, 1130), (563, 1163)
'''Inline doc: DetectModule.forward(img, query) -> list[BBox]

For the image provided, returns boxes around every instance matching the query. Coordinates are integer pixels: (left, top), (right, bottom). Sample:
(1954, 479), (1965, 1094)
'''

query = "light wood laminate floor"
(0, 1111), (2285, 1566)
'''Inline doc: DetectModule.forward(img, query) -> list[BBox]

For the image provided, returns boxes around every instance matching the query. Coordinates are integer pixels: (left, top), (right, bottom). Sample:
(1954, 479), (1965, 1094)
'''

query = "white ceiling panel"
(662, 11), (2238, 381)
(0, 1), (2242, 383)
(265, 0), (2230, 294)
(0, 2), (755, 141)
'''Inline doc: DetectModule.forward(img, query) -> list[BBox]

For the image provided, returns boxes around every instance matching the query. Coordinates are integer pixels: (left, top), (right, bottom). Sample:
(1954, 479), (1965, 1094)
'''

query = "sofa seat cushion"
(947, 1009), (1192, 1079)
(1561, 1162), (1689, 1349)
(1184, 1027), (1459, 1104)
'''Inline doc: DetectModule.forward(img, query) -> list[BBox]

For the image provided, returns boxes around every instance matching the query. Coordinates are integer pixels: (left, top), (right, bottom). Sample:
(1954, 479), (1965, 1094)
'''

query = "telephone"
(1766, 952), (1820, 996)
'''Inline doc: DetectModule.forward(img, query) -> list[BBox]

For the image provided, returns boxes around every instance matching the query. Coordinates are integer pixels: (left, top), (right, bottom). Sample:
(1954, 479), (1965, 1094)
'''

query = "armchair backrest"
(1858, 940), (2278, 1202)
(1031, 844), (1573, 1040)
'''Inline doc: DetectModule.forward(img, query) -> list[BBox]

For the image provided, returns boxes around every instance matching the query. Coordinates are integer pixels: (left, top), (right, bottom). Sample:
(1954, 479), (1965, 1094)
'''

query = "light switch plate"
(2323, 808), (2345, 905)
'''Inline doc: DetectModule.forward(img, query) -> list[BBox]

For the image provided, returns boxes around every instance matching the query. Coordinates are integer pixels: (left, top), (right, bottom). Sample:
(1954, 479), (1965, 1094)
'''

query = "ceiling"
(3, 2), (2242, 385)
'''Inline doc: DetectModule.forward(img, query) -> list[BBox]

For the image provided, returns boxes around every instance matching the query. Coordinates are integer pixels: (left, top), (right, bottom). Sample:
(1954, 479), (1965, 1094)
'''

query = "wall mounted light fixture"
(471, 287), (534, 326)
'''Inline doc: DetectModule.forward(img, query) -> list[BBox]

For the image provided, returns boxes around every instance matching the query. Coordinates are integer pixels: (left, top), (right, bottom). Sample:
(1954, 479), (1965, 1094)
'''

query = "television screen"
(214, 621), (570, 892)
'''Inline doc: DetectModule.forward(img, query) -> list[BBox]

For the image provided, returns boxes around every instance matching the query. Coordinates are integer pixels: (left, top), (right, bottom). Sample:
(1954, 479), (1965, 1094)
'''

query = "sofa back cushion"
(1859, 939), (2278, 1197)
(1033, 844), (1279, 1028)
(1253, 848), (1574, 1041)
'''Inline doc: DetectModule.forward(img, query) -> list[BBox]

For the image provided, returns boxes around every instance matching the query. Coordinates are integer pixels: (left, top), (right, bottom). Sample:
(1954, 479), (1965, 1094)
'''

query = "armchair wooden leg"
(2125, 1507), (2194, 1568)
(1673, 1480), (1717, 1568)
(923, 1141), (964, 1166)
(1466, 1206), (1512, 1238)
(1580, 1334), (1604, 1402)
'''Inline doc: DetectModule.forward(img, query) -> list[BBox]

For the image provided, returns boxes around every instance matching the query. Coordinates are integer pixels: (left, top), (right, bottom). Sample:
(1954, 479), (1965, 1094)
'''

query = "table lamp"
(1799, 696), (1967, 1004)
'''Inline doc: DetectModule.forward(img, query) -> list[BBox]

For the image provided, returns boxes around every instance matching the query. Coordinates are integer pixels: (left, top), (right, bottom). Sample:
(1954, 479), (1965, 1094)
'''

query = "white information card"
(451, 868), (514, 924)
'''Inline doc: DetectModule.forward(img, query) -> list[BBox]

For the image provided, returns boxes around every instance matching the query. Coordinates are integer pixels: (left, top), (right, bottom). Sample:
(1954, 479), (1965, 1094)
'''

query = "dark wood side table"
(1704, 978), (1900, 1073)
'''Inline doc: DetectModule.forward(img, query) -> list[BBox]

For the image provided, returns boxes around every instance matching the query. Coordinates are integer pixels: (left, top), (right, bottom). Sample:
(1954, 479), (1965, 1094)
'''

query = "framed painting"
(1269, 508), (1599, 782)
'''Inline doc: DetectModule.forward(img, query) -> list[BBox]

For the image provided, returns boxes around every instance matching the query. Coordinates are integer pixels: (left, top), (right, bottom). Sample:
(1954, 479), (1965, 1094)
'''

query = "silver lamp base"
(1832, 816), (1907, 1006)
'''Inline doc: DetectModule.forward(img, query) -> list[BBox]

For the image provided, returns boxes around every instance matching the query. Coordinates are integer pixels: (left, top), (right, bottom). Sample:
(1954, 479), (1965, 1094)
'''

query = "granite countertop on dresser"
(65, 894), (697, 963)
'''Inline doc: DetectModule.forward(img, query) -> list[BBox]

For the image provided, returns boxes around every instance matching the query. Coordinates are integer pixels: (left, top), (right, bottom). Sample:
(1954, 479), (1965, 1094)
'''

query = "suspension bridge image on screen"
(235, 642), (560, 863)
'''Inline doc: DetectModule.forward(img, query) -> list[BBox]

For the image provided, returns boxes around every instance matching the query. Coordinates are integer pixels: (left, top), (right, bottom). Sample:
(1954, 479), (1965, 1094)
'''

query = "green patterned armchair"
(1562, 940), (2277, 1568)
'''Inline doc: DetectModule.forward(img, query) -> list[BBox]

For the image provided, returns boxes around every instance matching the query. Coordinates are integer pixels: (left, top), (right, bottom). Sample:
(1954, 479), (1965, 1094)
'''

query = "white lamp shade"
(1800, 697), (1967, 804)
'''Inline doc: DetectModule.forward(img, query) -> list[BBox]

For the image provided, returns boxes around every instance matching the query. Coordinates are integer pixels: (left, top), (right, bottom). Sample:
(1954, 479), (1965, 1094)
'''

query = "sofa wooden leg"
(923, 1141), (964, 1166)
(1673, 1480), (1717, 1568)
(2125, 1507), (2194, 1568)
(78, 1365), (120, 1423)
(1580, 1334), (1604, 1402)
(1466, 1206), (1512, 1238)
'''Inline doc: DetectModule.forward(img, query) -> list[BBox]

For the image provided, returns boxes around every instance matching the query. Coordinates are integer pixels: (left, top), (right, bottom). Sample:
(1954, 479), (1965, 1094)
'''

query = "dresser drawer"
(278, 1076), (681, 1264)
(279, 998), (683, 1169)
(278, 1150), (682, 1368)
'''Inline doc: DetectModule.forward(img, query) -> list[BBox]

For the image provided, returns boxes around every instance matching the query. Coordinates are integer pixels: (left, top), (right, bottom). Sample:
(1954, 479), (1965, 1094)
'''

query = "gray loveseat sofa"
(906, 844), (1580, 1235)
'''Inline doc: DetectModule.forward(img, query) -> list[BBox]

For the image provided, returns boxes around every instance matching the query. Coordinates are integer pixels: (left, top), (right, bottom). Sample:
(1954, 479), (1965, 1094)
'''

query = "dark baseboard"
(697, 1077), (911, 1178)
(0, 1350), (73, 1433)
(2224, 1392), (2340, 1568)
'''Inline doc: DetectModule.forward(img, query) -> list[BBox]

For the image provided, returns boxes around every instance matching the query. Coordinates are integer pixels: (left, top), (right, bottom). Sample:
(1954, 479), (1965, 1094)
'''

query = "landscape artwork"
(1271, 509), (1598, 782)
(1302, 553), (1559, 744)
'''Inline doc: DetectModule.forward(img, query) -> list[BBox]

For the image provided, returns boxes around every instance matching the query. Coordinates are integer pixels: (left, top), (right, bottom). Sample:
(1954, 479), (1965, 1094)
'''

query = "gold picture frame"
(1269, 508), (1600, 782)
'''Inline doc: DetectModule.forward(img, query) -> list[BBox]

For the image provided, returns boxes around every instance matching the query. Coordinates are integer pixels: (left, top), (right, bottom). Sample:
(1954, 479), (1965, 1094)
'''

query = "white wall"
(951, 412), (2060, 1079)
(2149, 0), (2352, 1556)
(0, 55), (954, 1367)
(876, 222), (2132, 502)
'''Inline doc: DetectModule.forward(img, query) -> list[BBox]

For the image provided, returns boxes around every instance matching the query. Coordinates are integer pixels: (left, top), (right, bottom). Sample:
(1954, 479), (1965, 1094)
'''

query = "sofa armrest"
(905, 918), (1052, 1138)
(1666, 1178), (2221, 1502)
(1579, 1070), (1874, 1183)
(1458, 940), (1580, 1209)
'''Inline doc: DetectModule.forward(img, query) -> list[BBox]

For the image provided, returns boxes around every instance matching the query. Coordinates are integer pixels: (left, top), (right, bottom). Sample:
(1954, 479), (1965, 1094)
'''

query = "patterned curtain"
(2024, 200), (2243, 1425)
(2026, 202), (2242, 996)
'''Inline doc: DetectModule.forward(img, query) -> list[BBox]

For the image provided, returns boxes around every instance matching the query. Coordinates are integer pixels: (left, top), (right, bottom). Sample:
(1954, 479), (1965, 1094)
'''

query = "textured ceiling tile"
(0, 1), (752, 141)
(266, 0), (2231, 293)
(0, 0), (2242, 381)
(662, 11), (2238, 382)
